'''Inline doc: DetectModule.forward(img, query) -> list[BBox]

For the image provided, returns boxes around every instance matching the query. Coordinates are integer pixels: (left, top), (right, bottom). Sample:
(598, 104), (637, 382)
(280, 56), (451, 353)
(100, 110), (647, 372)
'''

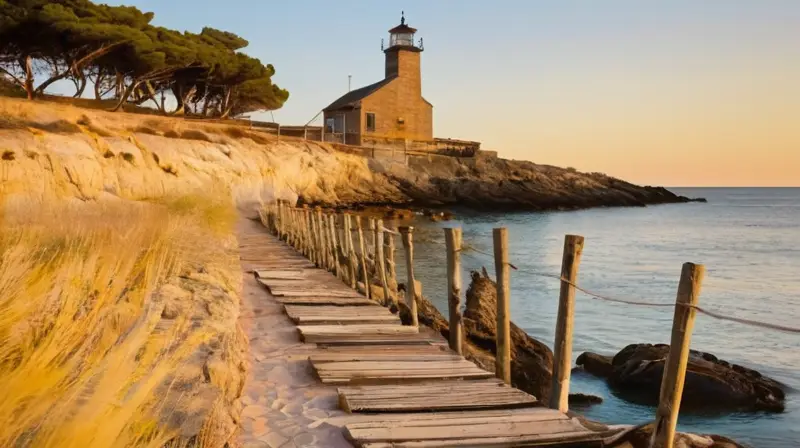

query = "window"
(325, 118), (335, 133)
(366, 113), (376, 132)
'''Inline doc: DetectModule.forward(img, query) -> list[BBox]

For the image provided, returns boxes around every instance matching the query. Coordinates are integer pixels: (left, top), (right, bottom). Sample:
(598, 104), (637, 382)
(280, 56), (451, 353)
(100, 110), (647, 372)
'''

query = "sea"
(396, 188), (799, 448)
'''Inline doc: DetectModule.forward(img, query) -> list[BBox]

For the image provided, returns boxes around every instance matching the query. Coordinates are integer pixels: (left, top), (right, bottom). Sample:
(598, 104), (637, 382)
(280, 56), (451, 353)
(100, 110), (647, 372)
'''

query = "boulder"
(577, 344), (785, 412)
(606, 423), (744, 448)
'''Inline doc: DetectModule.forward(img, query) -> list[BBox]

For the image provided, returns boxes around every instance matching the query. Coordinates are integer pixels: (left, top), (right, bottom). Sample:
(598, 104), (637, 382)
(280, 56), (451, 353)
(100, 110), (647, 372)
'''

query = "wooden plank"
(345, 418), (592, 442)
(284, 305), (400, 325)
(285, 305), (395, 316)
(268, 288), (366, 298)
(331, 408), (568, 425)
(254, 269), (306, 279)
(312, 352), (463, 363)
(274, 296), (377, 306)
(299, 324), (418, 336)
(339, 380), (537, 413)
(318, 360), (481, 371)
(310, 344), (451, 363)
(315, 359), (494, 384)
(256, 278), (364, 297)
(354, 431), (608, 448)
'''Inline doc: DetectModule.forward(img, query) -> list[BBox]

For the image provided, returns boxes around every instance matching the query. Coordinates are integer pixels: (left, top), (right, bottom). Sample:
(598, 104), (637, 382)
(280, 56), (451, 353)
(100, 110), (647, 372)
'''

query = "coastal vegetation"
(0, 0), (288, 117)
(0, 193), (245, 447)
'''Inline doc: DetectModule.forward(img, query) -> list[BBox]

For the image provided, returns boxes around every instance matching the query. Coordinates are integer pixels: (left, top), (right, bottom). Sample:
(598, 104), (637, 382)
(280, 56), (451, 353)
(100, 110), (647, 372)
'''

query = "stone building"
(323, 13), (433, 146)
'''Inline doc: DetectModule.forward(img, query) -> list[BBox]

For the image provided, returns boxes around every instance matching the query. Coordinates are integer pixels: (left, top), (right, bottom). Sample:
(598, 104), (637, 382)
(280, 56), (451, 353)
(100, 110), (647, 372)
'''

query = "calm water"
(396, 188), (799, 447)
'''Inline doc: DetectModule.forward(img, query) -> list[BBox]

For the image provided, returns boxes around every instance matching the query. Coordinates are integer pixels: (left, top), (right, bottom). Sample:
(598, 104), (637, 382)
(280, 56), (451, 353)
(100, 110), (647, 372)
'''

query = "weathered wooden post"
(445, 227), (464, 355)
(355, 216), (370, 300)
(302, 207), (310, 257)
(329, 214), (340, 278)
(288, 206), (295, 246)
(550, 234), (585, 412)
(323, 211), (332, 269)
(384, 228), (397, 288)
(651, 263), (705, 448)
(375, 219), (390, 305)
(314, 208), (324, 268)
(345, 214), (357, 289)
(275, 201), (283, 239)
(493, 227), (511, 384)
(399, 226), (419, 327)
(306, 208), (315, 263)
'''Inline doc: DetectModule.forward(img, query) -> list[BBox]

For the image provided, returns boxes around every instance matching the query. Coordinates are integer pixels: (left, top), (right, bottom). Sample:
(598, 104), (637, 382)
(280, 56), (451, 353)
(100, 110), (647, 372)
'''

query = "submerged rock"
(568, 393), (603, 406)
(577, 344), (785, 412)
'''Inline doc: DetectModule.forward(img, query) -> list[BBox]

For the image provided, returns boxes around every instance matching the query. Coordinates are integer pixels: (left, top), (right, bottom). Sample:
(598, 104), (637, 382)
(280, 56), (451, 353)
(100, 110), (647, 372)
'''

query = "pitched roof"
(389, 23), (417, 34)
(323, 77), (395, 112)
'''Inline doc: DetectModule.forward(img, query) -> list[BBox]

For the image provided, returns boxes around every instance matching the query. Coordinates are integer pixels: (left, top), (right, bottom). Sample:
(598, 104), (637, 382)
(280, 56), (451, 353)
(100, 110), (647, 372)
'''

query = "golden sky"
(133, 0), (799, 186)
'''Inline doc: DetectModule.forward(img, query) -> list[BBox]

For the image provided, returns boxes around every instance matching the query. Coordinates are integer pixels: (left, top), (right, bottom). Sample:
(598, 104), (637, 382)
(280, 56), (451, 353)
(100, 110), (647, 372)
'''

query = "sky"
(100, 0), (800, 187)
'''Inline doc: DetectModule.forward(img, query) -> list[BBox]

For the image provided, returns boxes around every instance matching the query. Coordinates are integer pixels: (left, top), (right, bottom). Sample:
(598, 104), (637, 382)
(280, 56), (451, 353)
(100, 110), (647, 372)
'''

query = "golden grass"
(0, 191), (238, 448)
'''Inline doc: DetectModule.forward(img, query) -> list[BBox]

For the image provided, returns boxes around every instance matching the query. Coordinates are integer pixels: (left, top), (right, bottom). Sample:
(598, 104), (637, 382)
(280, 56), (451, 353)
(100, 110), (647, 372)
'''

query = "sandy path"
(236, 218), (352, 448)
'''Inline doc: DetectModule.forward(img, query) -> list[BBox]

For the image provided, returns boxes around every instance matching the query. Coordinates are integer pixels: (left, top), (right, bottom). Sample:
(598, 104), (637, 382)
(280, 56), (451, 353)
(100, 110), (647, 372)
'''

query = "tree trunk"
(115, 71), (124, 99)
(111, 80), (141, 112)
(201, 95), (211, 116)
(93, 71), (104, 100)
(34, 71), (70, 95)
(172, 85), (196, 116)
(22, 56), (34, 100)
(73, 74), (87, 98)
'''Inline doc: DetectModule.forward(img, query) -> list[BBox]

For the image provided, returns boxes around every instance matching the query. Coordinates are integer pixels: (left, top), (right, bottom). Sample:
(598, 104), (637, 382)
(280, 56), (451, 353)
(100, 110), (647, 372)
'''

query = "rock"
(461, 270), (554, 402)
(578, 344), (785, 412)
(568, 393), (603, 406)
(395, 270), (553, 402)
(576, 352), (614, 377)
(606, 423), (744, 448)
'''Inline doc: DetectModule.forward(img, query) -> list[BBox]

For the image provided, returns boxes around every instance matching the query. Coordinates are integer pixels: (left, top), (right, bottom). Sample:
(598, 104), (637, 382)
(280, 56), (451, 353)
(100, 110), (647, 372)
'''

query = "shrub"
(2, 150), (16, 161)
(120, 152), (135, 163)
(223, 126), (248, 139)
(31, 120), (82, 134)
(180, 130), (213, 143)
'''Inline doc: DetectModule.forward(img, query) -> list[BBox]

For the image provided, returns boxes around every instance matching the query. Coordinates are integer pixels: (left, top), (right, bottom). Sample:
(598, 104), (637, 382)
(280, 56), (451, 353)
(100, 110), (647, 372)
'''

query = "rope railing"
(455, 243), (800, 334)
(263, 202), (794, 445)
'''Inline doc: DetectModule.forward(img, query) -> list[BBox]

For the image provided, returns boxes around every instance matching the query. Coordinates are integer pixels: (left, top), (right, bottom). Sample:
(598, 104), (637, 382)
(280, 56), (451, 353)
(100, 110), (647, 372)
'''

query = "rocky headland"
(0, 98), (704, 213)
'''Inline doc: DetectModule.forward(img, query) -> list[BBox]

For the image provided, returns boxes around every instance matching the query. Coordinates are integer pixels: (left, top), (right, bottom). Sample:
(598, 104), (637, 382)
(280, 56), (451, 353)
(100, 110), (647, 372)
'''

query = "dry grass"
(0, 192), (238, 448)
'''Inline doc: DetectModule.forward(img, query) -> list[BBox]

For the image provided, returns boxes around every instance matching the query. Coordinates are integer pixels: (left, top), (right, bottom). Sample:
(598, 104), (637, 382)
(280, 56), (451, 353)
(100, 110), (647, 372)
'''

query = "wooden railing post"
(550, 234), (585, 412)
(314, 208), (324, 268)
(445, 227), (463, 355)
(375, 219), (390, 305)
(384, 228), (397, 288)
(302, 206), (310, 257)
(493, 228), (511, 384)
(329, 214), (340, 278)
(356, 216), (370, 300)
(651, 263), (705, 448)
(276, 201), (284, 240)
(399, 226), (419, 327)
(345, 214), (357, 289)
(307, 208), (315, 263)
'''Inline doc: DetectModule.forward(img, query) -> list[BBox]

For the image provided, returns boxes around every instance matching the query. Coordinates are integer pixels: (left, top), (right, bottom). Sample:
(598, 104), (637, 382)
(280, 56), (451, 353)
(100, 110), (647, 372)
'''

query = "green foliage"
(0, 0), (288, 116)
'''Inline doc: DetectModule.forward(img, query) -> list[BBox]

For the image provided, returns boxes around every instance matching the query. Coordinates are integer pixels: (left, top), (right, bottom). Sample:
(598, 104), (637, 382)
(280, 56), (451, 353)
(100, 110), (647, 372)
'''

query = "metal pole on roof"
(348, 75), (352, 92)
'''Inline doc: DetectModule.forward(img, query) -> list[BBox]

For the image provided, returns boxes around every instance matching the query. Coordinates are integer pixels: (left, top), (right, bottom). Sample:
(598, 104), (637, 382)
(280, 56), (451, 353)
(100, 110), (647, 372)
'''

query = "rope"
(458, 246), (800, 334)
(268, 209), (800, 334)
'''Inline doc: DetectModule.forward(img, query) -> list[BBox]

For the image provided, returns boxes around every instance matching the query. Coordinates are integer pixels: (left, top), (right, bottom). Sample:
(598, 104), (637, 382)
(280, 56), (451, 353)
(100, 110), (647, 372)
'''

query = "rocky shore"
(305, 151), (706, 212)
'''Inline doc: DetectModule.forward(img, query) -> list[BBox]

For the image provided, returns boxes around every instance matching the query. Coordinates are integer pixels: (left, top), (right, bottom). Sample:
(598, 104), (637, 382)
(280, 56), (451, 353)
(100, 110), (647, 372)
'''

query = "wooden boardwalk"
(249, 224), (623, 447)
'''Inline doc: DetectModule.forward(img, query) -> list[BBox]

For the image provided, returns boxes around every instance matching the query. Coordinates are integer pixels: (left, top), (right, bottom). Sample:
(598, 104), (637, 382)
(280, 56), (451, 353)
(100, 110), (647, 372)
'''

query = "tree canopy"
(0, 0), (288, 117)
